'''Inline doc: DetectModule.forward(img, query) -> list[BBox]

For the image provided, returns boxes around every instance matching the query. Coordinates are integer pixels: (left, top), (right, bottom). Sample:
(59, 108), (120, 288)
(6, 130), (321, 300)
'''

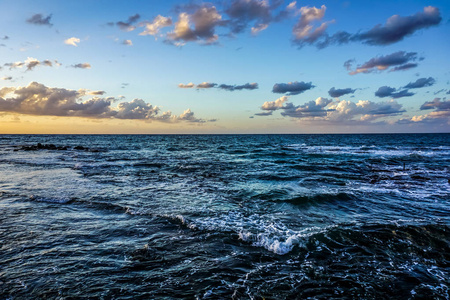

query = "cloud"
(375, 86), (414, 99)
(0, 82), (211, 123)
(196, 82), (217, 89)
(26, 14), (53, 27)
(178, 82), (195, 88)
(403, 77), (435, 89)
(281, 97), (333, 118)
(179, 82), (258, 91)
(346, 51), (419, 75)
(3, 57), (60, 71)
(398, 98), (449, 126)
(71, 63), (91, 69)
(328, 87), (356, 98)
(1, 76), (13, 81)
(64, 37), (80, 47)
(166, 5), (225, 46)
(78, 89), (106, 96)
(218, 82), (258, 91)
(353, 6), (442, 45)
(261, 95), (289, 111)
(272, 81), (314, 95)
(292, 5), (332, 48)
(116, 14), (140, 32)
(1, 36), (9, 40)
(122, 39), (133, 46)
(420, 98), (450, 111)
(139, 15), (172, 37)
(256, 96), (406, 124)
(225, 0), (273, 34)
(293, 6), (442, 49)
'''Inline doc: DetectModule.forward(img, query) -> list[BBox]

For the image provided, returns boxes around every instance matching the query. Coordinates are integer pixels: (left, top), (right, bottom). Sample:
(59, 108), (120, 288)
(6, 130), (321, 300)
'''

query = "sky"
(0, 0), (449, 134)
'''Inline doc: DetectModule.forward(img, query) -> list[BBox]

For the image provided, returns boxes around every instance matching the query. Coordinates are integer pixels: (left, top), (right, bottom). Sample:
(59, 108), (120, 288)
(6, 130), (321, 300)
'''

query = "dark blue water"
(1, 134), (449, 299)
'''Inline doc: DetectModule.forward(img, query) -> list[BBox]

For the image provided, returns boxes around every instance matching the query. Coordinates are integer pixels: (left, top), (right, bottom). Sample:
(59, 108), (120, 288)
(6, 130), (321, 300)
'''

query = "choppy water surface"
(1, 134), (449, 299)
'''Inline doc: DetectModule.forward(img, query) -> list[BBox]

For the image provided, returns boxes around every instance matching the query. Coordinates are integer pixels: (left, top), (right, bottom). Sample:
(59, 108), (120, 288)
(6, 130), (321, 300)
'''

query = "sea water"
(0, 134), (449, 299)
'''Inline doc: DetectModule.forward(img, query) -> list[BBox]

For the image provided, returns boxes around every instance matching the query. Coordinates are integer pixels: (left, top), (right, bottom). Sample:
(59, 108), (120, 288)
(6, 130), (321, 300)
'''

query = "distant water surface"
(1, 134), (449, 299)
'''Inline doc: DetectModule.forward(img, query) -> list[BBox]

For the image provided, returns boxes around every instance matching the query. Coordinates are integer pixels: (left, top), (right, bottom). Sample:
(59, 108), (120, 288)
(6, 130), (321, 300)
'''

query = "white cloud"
(139, 15), (172, 38)
(64, 37), (80, 47)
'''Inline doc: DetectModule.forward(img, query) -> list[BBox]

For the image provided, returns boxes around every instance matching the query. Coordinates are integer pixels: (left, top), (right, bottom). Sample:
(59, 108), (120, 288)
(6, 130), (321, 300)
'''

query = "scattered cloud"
(0, 82), (211, 123)
(166, 4), (225, 46)
(26, 14), (53, 27)
(218, 83), (258, 91)
(71, 63), (91, 69)
(179, 82), (258, 91)
(1, 36), (9, 40)
(292, 5), (333, 48)
(64, 37), (81, 47)
(114, 14), (141, 32)
(398, 98), (449, 126)
(403, 77), (435, 89)
(3, 57), (60, 71)
(225, 0), (273, 35)
(353, 6), (442, 45)
(272, 81), (314, 95)
(375, 86), (414, 99)
(2, 76), (13, 81)
(197, 82), (218, 89)
(122, 39), (133, 46)
(420, 98), (450, 111)
(178, 82), (195, 88)
(328, 87), (356, 98)
(291, 6), (442, 49)
(256, 96), (406, 123)
(281, 97), (333, 118)
(139, 15), (172, 38)
(260, 95), (289, 111)
(346, 51), (419, 75)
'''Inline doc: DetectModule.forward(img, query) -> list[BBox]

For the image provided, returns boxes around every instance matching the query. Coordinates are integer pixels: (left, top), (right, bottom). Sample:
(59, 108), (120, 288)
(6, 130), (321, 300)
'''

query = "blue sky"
(0, 0), (449, 133)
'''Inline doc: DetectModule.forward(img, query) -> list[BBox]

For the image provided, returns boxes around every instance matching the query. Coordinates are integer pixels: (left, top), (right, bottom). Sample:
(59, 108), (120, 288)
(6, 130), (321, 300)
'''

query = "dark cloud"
(375, 86), (414, 99)
(0, 82), (210, 123)
(180, 82), (258, 91)
(281, 97), (333, 118)
(218, 83), (258, 91)
(1, 76), (13, 81)
(328, 87), (356, 98)
(254, 111), (273, 116)
(389, 63), (418, 72)
(71, 63), (91, 69)
(347, 51), (419, 75)
(420, 98), (450, 111)
(116, 14), (140, 32)
(225, 0), (273, 34)
(404, 77), (435, 89)
(293, 6), (441, 49)
(353, 6), (442, 45)
(26, 14), (53, 27)
(272, 81), (314, 95)
(1, 36), (8, 40)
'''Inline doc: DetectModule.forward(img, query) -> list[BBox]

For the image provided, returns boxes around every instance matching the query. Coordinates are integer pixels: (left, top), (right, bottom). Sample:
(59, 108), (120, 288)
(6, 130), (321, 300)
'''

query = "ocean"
(0, 134), (449, 299)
